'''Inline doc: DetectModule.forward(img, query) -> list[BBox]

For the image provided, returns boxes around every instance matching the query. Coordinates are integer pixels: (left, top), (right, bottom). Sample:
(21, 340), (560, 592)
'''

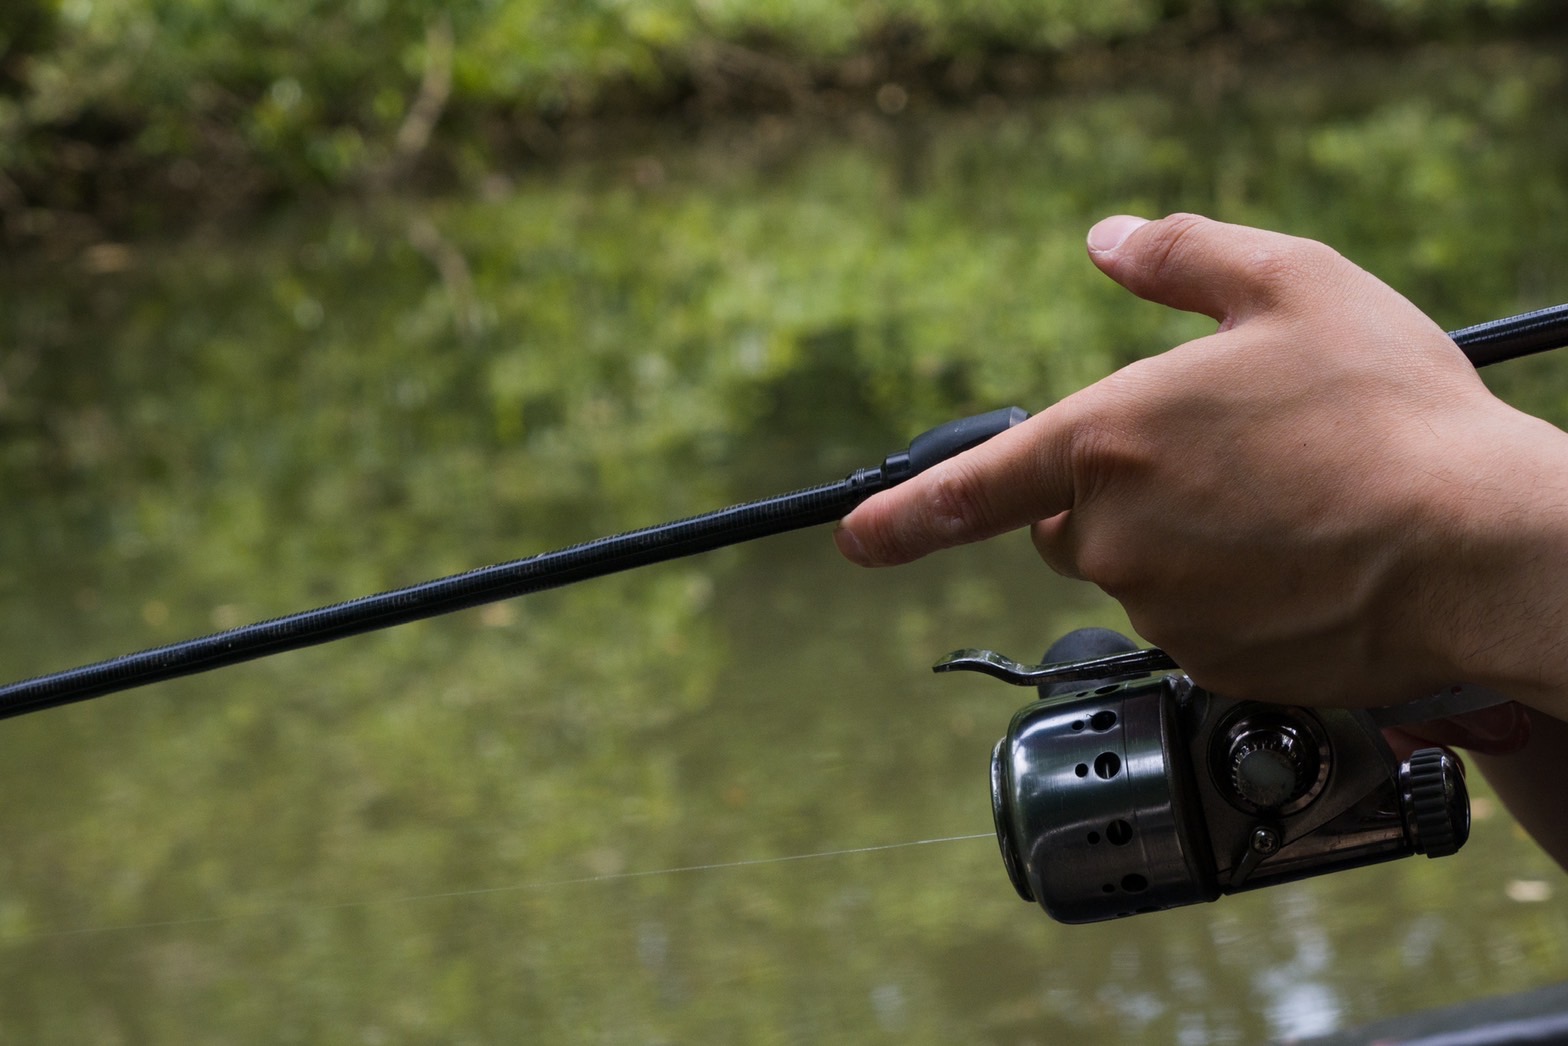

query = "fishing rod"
(3, 303), (1568, 721)
(0, 406), (1027, 719)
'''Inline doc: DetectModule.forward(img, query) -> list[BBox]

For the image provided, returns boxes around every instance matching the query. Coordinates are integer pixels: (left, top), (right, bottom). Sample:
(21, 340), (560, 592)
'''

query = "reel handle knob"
(1401, 748), (1470, 858)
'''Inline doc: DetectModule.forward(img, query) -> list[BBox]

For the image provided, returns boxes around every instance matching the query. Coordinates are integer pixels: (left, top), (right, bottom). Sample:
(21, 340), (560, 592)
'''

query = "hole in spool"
(1086, 831), (1100, 844)
(1121, 873), (1149, 893)
(1074, 763), (1089, 778)
(1088, 710), (1118, 731)
(1093, 752), (1121, 779)
(1106, 819), (1133, 845)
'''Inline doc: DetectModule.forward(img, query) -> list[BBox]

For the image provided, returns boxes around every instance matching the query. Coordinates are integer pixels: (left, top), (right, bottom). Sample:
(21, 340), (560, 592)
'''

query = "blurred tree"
(1, 0), (1564, 239)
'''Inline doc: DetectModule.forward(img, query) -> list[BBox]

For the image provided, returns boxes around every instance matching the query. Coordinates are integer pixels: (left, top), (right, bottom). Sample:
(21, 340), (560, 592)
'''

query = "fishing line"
(0, 833), (994, 945)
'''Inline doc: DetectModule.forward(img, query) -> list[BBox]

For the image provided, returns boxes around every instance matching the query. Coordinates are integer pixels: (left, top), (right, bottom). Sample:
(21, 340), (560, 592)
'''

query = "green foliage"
(1, 0), (1565, 221)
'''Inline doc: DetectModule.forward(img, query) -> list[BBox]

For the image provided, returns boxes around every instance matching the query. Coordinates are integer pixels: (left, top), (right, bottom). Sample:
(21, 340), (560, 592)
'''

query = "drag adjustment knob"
(1403, 748), (1470, 858)
(1227, 727), (1311, 810)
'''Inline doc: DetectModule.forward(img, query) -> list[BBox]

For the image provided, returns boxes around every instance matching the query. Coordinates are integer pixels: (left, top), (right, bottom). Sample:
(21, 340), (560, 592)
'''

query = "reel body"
(960, 631), (1468, 924)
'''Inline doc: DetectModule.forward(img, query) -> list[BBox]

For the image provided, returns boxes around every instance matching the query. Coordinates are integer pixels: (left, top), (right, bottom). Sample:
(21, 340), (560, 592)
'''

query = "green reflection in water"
(1, 42), (1567, 1044)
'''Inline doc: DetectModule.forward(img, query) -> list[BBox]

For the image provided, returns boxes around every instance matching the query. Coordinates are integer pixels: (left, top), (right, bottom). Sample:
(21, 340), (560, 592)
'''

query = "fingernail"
(833, 525), (870, 566)
(1087, 215), (1149, 254)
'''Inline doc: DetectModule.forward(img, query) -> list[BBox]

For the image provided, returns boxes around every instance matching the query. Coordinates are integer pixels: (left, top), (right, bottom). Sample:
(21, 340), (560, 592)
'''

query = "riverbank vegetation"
(2, 0), (1565, 242)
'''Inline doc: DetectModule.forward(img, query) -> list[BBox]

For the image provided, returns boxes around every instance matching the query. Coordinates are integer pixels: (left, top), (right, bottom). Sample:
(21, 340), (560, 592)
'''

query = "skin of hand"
(1386, 701), (1532, 760)
(835, 213), (1568, 719)
(1471, 710), (1568, 869)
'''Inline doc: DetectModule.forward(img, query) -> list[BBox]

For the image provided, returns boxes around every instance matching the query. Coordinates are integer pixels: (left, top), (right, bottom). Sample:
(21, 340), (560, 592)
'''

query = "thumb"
(1087, 212), (1343, 326)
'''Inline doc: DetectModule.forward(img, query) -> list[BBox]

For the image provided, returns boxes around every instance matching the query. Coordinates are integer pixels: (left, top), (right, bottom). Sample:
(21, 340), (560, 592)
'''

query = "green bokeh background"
(2, 4), (1568, 1043)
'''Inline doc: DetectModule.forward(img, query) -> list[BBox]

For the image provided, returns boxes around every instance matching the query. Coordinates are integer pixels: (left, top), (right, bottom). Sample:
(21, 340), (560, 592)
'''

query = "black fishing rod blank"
(3, 302), (1567, 720)
(0, 407), (1029, 720)
(1449, 303), (1568, 367)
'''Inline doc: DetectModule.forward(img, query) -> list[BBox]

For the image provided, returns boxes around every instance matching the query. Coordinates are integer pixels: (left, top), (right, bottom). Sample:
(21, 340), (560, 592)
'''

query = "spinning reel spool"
(939, 629), (1469, 924)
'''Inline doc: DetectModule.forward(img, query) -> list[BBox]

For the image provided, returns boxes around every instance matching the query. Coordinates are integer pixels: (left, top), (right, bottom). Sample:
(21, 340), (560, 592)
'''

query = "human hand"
(836, 214), (1568, 714)
(1385, 702), (1532, 762)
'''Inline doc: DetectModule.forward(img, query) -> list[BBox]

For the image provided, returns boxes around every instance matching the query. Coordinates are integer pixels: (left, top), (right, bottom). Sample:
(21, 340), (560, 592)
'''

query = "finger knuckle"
(1259, 237), (1335, 278)
(924, 459), (999, 543)
(1242, 235), (1345, 300)
(1141, 212), (1210, 287)
(1142, 214), (1353, 310)
(1059, 389), (1151, 493)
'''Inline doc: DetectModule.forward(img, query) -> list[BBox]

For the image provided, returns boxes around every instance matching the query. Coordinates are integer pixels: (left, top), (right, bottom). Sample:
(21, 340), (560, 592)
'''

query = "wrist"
(1420, 408), (1568, 716)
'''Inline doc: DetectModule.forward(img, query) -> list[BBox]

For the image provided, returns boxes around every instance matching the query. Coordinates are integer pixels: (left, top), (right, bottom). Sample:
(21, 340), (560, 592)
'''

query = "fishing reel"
(938, 629), (1470, 924)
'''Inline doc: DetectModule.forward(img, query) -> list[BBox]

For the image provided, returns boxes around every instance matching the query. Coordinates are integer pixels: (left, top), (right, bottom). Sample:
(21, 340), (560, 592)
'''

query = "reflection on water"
(2, 41), (1568, 1044)
(1257, 892), (1340, 1041)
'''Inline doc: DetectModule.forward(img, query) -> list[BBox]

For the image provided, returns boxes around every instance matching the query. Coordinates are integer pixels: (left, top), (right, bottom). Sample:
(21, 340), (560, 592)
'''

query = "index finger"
(833, 406), (1078, 566)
